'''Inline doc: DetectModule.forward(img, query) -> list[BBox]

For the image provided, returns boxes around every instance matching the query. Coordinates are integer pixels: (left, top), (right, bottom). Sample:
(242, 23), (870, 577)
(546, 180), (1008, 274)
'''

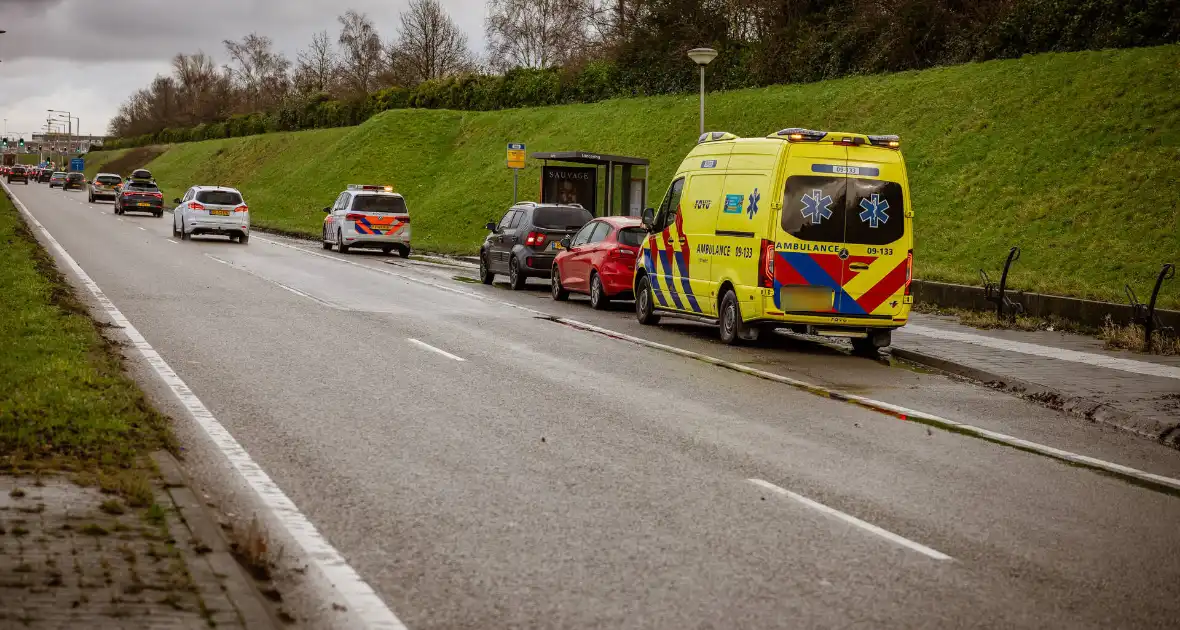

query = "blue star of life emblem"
(858, 194), (890, 228)
(800, 189), (833, 224)
(747, 189), (760, 219)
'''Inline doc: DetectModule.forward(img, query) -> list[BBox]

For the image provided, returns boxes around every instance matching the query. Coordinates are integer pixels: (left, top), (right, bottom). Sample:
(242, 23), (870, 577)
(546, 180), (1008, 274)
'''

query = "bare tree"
(388, 0), (474, 85)
(223, 33), (291, 112)
(337, 10), (384, 94)
(485, 0), (592, 71)
(295, 30), (339, 95)
(172, 52), (228, 125)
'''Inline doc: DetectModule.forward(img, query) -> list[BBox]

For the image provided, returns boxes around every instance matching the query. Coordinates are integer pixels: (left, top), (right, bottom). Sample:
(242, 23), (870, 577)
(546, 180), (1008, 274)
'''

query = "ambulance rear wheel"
(635, 275), (660, 325)
(396, 245), (410, 259)
(719, 289), (756, 345)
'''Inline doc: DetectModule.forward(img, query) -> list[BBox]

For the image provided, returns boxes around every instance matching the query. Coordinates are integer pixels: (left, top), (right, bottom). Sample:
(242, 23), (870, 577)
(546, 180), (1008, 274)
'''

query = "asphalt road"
(12, 182), (1180, 629)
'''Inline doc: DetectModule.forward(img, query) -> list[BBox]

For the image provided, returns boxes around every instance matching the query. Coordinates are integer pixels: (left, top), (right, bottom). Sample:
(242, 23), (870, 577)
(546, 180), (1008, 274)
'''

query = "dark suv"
(63, 172), (86, 190)
(114, 180), (164, 216)
(479, 202), (594, 290)
(7, 166), (29, 185)
(37, 169), (53, 183)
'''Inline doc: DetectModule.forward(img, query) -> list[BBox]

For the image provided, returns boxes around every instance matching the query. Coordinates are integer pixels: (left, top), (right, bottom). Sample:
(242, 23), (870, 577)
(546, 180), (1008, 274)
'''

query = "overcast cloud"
(0, 0), (488, 139)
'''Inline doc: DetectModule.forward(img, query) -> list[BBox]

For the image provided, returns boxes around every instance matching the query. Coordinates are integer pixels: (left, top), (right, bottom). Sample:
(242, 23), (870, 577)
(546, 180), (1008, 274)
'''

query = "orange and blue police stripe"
(773, 251), (907, 315)
(353, 216), (405, 236)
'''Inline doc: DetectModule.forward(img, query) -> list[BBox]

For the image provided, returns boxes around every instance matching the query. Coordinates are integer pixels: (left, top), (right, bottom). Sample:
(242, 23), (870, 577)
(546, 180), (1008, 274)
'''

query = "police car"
(322, 184), (411, 257)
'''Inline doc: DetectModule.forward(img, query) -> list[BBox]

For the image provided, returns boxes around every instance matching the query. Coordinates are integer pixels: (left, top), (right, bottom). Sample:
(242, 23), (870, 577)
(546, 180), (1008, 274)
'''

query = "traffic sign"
(70, 158), (84, 172)
(506, 143), (526, 170)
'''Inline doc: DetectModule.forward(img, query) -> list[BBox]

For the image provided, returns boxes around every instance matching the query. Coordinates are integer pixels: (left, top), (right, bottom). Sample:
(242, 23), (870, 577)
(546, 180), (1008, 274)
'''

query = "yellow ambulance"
(634, 128), (914, 351)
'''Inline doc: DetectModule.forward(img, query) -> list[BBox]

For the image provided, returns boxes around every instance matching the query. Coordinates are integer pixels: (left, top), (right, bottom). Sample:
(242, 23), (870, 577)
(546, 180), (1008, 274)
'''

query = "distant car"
(49, 172), (67, 188)
(63, 172), (86, 190)
(173, 186), (250, 243)
(479, 202), (594, 290)
(550, 216), (645, 308)
(114, 180), (164, 216)
(88, 173), (123, 203)
(321, 184), (411, 257)
(38, 169), (53, 183)
(7, 166), (30, 185)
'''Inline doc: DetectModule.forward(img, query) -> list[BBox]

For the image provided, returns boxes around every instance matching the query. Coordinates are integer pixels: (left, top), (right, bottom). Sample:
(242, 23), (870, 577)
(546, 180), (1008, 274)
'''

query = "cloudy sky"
(0, 0), (487, 140)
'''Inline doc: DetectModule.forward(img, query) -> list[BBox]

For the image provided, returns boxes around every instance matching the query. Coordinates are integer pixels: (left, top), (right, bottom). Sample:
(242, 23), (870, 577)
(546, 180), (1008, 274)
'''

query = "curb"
(889, 347), (1179, 447)
(152, 451), (280, 630)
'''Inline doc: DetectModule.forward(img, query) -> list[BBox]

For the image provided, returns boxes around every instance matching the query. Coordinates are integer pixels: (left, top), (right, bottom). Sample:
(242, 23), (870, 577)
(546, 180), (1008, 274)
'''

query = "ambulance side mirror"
(641, 207), (656, 231)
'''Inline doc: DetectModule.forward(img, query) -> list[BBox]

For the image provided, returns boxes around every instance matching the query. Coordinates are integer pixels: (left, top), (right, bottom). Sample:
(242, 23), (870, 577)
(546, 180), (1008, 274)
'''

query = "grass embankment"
(0, 189), (172, 489)
(83, 44), (1180, 308)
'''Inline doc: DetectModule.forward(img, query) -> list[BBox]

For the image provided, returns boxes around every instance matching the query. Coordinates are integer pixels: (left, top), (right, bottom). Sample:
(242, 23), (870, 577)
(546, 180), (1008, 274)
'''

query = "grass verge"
(0, 188), (174, 483)
(83, 44), (1180, 308)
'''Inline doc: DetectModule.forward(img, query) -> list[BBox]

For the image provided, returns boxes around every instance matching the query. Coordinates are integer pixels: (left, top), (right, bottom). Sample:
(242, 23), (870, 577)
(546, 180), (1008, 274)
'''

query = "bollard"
(980, 247), (1023, 321)
(1126, 263), (1175, 348)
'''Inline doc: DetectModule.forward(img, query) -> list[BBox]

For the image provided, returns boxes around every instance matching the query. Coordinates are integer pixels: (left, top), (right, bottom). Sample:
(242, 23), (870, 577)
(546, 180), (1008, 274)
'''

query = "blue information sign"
(70, 158), (85, 172)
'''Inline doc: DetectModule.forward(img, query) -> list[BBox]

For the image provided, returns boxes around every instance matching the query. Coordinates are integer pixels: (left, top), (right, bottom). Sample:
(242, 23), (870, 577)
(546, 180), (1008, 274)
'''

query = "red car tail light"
(345, 213), (365, 221)
(524, 231), (547, 246)
(610, 246), (638, 260)
(233, 204), (248, 213)
(187, 201), (205, 211)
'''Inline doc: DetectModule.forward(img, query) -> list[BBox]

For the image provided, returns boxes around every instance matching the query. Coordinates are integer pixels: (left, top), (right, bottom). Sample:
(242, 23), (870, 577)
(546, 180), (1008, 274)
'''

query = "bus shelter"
(530, 151), (650, 218)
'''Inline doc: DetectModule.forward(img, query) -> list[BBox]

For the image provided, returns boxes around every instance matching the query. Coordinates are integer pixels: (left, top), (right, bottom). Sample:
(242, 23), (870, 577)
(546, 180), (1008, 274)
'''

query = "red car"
(551, 216), (647, 309)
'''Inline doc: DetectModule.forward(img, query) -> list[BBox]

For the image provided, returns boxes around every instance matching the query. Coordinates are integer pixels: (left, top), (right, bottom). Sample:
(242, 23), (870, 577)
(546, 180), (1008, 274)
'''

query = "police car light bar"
(348, 184), (394, 192)
(776, 128), (827, 142)
(698, 131), (738, 144)
(868, 135), (901, 149)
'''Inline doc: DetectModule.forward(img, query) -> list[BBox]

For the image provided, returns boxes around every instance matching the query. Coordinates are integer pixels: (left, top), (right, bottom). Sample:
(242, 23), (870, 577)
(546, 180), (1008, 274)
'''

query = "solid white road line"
(253, 234), (1180, 496)
(748, 479), (952, 561)
(902, 324), (1180, 380)
(3, 183), (407, 630)
(138, 226), (147, 231)
(406, 338), (466, 362)
(167, 239), (178, 244)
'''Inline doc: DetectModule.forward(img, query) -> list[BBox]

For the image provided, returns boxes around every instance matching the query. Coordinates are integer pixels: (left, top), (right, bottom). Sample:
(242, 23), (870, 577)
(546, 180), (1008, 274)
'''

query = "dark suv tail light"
(525, 231), (547, 246)
(758, 239), (775, 288)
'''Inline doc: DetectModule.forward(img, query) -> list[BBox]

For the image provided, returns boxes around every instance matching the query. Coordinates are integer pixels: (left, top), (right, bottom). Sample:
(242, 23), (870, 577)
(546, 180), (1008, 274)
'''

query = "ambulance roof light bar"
(868, 134), (902, 149)
(348, 184), (394, 192)
(697, 131), (738, 144)
(776, 128), (827, 142)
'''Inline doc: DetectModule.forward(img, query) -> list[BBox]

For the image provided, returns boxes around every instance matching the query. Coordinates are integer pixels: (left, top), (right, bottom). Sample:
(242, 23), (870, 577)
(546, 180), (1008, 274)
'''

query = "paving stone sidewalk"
(0, 472), (275, 629)
(892, 312), (1180, 441)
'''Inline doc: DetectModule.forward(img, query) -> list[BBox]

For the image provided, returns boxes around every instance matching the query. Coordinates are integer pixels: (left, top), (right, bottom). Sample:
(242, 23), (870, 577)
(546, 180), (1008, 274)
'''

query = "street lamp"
(687, 47), (718, 136)
(48, 109), (78, 158)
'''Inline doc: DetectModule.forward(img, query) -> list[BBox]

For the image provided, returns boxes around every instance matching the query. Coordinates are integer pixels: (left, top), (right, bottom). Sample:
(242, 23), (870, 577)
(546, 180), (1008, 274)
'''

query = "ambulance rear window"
(782, 176), (905, 246)
(351, 194), (408, 214)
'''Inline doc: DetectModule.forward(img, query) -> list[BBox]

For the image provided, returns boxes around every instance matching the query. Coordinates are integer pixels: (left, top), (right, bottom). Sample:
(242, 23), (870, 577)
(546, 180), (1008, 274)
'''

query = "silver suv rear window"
(196, 190), (243, 205)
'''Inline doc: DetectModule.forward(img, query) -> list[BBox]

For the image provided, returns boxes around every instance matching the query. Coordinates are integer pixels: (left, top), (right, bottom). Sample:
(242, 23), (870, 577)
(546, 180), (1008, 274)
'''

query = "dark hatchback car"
(114, 180), (164, 216)
(479, 202), (594, 289)
(63, 172), (86, 190)
(7, 166), (30, 185)
(38, 169), (53, 183)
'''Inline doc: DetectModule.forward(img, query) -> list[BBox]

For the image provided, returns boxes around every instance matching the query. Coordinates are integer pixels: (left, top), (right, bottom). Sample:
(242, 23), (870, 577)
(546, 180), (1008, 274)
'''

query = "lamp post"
(48, 110), (78, 160)
(687, 48), (718, 136)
